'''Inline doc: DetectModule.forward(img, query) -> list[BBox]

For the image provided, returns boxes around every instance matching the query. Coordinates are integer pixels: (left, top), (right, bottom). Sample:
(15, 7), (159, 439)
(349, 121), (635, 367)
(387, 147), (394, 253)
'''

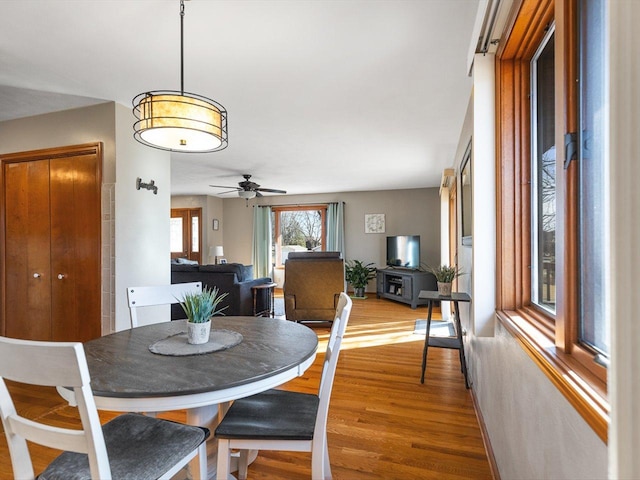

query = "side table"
(252, 282), (278, 317)
(418, 290), (471, 388)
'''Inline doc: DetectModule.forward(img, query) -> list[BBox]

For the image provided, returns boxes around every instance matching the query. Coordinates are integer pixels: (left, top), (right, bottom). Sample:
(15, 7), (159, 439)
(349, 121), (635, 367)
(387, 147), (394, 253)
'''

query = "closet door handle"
(57, 273), (66, 280)
(33, 273), (42, 278)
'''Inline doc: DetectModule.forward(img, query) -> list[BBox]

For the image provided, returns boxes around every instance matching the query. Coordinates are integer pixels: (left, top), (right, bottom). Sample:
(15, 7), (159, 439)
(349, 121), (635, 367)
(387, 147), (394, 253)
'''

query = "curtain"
(326, 202), (345, 258)
(252, 206), (273, 279)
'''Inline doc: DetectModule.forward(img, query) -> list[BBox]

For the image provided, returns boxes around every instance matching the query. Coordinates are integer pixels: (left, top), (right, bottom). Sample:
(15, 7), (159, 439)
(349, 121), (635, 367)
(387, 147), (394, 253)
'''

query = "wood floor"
(0, 297), (493, 479)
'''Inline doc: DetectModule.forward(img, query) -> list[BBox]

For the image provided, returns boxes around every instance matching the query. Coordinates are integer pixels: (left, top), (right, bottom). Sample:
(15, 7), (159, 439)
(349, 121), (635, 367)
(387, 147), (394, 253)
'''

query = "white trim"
(609, 1), (640, 477)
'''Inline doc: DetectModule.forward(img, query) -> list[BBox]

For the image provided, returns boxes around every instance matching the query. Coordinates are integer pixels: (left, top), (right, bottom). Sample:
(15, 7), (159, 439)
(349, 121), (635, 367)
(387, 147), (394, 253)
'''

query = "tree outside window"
(272, 206), (327, 266)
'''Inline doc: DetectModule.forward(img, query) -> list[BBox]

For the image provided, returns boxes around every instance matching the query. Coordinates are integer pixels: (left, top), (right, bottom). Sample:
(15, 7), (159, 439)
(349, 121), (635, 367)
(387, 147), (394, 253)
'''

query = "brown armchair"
(284, 252), (345, 323)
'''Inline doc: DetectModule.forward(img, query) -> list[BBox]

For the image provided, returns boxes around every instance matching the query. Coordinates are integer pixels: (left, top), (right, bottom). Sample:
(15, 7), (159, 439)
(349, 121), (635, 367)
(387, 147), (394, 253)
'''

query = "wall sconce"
(136, 177), (158, 194)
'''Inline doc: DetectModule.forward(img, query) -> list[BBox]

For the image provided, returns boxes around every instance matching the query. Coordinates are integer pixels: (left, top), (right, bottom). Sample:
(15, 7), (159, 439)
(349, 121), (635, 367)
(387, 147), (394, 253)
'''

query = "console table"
(418, 290), (471, 388)
(376, 268), (436, 309)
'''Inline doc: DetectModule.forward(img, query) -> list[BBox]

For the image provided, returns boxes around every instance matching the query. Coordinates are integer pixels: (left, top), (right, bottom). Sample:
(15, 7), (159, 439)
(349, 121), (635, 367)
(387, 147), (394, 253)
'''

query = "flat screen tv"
(386, 235), (420, 269)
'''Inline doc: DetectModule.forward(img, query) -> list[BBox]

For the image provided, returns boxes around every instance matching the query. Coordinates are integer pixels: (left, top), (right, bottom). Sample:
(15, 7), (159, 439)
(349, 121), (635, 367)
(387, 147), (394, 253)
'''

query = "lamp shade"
(214, 246), (224, 257)
(132, 91), (228, 153)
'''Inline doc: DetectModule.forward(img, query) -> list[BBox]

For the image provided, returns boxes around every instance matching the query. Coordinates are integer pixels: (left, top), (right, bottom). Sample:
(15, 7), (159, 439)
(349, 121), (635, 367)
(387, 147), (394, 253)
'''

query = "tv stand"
(376, 268), (436, 309)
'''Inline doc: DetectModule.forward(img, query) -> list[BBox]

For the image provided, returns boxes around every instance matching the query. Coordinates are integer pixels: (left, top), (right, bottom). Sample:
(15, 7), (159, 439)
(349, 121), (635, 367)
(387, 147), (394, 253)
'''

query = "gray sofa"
(171, 263), (272, 318)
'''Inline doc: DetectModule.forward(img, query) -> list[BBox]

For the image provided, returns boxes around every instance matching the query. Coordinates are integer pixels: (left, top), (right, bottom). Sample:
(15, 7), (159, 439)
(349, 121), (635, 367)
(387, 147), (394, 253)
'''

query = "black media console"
(376, 268), (437, 309)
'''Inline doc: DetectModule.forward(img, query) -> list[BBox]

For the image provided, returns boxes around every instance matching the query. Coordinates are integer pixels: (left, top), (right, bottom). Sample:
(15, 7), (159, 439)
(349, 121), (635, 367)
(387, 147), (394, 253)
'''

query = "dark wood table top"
(82, 317), (318, 404)
(418, 290), (471, 302)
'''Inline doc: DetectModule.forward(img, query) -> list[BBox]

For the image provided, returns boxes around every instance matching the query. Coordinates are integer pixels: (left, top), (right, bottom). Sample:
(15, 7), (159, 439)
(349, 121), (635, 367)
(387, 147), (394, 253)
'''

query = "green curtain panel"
(326, 202), (345, 257)
(252, 206), (273, 278)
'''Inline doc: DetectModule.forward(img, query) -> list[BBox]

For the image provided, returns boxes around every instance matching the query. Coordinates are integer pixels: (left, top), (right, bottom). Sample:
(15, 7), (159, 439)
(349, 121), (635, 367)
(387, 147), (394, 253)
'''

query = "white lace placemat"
(149, 329), (243, 356)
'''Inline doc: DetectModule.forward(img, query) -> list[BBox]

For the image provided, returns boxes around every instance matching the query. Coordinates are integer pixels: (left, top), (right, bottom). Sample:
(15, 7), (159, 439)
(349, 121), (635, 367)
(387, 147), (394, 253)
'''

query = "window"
(495, 0), (608, 441)
(272, 206), (327, 266)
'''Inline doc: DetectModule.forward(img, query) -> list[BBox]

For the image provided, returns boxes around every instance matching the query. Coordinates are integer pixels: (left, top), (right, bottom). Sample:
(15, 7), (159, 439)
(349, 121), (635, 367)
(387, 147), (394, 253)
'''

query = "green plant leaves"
(345, 260), (377, 288)
(178, 286), (229, 323)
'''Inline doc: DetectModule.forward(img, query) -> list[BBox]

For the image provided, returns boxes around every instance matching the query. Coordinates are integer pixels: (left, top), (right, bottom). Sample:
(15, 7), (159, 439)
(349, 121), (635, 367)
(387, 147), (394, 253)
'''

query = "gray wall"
(213, 188), (440, 291)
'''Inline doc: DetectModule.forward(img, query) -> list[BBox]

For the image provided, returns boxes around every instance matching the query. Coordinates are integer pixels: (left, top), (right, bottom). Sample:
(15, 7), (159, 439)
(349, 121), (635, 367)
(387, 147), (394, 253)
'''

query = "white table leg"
(186, 403), (258, 479)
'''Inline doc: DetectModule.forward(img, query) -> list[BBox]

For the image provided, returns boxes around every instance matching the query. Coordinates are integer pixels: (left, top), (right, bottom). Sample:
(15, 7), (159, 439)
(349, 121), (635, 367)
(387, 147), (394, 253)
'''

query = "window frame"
(530, 23), (557, 315)
(495, 0), (608, 442)
(272, 205), (328, 267)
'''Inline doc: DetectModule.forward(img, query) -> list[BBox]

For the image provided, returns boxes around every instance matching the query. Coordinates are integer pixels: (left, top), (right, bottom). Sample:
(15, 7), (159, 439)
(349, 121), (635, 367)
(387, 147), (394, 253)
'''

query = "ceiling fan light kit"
(132, 0), (228, 153)
(209, 174), (287, 202)
(238, 190), (257, 200)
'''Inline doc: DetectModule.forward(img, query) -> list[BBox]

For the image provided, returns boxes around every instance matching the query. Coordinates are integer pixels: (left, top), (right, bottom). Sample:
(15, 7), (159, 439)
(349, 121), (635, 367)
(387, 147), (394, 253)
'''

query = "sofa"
(171, 263), (272, 318)
(283, 251), (345, 323)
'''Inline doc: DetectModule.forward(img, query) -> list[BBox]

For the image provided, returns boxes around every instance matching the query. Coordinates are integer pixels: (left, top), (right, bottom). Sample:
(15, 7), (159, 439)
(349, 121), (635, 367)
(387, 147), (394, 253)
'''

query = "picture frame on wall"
(365, 213), (385, 234)
(460, 141), (472, 246)
(213, 219), (219, 231)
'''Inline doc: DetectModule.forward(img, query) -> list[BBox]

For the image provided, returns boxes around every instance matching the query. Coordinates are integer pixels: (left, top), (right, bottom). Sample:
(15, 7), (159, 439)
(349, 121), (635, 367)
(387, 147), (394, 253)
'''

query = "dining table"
(65, 316), (319, 479)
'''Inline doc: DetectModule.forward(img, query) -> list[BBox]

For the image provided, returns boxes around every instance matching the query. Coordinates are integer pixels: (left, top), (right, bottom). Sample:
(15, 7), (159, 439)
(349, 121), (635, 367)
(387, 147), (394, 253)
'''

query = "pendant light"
(132, 0), (228, 153)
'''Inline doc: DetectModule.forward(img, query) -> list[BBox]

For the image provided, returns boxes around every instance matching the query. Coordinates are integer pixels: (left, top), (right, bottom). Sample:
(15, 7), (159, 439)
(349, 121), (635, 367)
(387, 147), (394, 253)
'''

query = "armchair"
(283, 251), (345, 323)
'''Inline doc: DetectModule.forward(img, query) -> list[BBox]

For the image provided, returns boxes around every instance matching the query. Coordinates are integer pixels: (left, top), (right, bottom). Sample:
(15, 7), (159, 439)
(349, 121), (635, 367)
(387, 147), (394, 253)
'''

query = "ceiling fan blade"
(217, 189), (242, 195)
(256, 187), (287, 194)
(209, 184), (240, 190)
(255, 191), (264, 197)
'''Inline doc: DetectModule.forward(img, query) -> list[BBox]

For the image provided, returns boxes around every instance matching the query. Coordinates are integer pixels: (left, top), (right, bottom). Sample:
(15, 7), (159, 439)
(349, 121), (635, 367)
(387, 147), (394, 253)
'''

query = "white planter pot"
(187, 320), (211, 345)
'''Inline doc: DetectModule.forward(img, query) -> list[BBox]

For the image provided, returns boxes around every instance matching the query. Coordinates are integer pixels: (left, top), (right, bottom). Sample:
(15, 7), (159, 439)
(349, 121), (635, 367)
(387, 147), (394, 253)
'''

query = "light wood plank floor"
(0, 297), (493, 479)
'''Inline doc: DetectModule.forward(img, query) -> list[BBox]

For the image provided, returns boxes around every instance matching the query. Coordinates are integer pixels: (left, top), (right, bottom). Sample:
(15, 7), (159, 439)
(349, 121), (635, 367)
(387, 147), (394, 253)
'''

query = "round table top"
(83, 317), (318, 404)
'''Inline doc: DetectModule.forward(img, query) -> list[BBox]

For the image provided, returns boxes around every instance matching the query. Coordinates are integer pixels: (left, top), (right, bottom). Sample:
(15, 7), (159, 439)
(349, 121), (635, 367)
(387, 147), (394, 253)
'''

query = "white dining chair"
(0, 335), (208, 480)
(127, 281), (202, 328)
(215, 292), (353, 480)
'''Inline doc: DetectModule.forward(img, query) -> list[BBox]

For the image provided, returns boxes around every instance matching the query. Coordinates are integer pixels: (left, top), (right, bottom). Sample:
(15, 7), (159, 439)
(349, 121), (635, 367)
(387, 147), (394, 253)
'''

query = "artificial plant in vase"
(345, 260), (377, 298)
(179, 286), (229, 344)
(427, 264), (464, 296)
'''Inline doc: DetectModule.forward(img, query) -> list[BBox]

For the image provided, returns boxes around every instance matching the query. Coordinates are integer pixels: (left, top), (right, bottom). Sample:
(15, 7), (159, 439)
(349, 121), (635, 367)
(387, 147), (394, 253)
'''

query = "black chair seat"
(39, 413), (210, 480)
(216, 389), (319, 441)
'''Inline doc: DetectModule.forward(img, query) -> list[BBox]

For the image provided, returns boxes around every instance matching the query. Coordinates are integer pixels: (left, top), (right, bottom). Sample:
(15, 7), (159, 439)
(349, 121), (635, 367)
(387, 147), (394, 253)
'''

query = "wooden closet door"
(4, 160), (53, 340)
(1, 143), (102, 342)
(50, 154), (101, 341)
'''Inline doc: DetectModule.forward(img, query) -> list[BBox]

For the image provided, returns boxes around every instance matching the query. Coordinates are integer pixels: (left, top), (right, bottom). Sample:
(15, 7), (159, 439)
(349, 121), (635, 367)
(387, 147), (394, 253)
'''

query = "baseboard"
(470, 387), (501, 480)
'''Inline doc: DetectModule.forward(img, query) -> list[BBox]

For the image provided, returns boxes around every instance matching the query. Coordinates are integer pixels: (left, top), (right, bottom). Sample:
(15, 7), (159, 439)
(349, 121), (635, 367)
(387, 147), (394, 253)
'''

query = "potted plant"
(179, 286), (229, 344)
(345, 260), (377, 298)
(427, 264), (464, 297)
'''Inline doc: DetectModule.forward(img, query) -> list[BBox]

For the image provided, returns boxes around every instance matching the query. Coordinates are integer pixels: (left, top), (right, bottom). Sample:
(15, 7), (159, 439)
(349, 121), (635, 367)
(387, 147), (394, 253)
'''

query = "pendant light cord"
(180, 0), (185, 95)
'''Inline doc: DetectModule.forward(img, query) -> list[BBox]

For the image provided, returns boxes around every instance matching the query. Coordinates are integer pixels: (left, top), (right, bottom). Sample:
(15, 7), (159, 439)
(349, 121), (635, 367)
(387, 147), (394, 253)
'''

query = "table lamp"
(213, 245), (224, 264)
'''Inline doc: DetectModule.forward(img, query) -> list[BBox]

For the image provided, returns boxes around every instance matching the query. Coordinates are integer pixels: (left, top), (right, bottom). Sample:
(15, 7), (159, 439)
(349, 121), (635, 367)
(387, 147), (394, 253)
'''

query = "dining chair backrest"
(214, 292), (353, 479)
(315, 292), (352, 440)
(0, 336), (110, 479)
(127, 282), (202, 328)
(0, 335), (208, 480)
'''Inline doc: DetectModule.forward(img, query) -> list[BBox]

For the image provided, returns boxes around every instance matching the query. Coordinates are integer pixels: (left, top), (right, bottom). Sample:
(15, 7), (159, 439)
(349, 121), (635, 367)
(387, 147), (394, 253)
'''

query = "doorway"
(170, 208), (202, 263)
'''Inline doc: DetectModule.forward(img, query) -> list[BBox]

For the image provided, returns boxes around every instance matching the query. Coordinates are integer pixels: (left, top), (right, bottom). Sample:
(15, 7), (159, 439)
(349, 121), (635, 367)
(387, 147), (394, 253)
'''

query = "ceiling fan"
(209, 174), (287, 199)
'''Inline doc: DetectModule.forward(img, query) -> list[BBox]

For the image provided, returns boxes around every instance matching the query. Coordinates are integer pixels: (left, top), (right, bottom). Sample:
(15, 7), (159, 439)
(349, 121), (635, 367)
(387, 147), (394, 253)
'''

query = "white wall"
(113, 104), (170, 330)
(608, 1), (640, 477)
(219, 188), (440, 291)
(476, 322), (608, 479)
(450, 48), (608, 479)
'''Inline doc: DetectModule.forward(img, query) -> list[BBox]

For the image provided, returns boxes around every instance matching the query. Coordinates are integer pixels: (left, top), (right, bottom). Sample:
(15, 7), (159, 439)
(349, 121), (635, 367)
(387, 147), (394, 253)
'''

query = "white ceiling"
(0, 0), (479, 197)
